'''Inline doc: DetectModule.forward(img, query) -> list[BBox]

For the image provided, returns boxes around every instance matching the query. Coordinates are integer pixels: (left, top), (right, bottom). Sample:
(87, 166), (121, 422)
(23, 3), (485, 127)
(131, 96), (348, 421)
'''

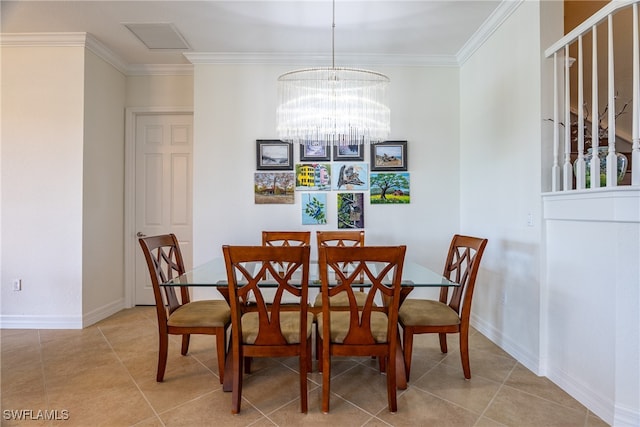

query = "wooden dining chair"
(138, 234), (231, 383)
(314, 230), (368, 365)
(222, 245), (312, 414)
(398, 234), (488, 381)
(262, 231), (311, 277)
(317, 245), (406, 413)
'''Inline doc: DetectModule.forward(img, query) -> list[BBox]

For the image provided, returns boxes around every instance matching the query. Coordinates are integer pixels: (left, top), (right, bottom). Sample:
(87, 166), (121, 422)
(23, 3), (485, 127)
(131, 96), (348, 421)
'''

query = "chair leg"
(300, 338), (309, 413)
(402, 327), (413, 382)
(459, 331), (471, 379)
(378, 355), (386, 373)
(386, 354), (397, 413)
(306, 336), (313, 373)
(215, 328), (227, 384)
(244, 357), (252, 374)
(317, 337), (323, 372)
(321, 343), (331, 413)
(157, 333), (169, 382)
(231, 347), (243, 414)
(438, 332), (448, 353)
(181, 334), (190, 355)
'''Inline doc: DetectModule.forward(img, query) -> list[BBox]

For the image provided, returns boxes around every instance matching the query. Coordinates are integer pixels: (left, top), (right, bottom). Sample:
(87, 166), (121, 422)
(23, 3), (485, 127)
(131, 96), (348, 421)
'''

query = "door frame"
(123, 107), (194, 308)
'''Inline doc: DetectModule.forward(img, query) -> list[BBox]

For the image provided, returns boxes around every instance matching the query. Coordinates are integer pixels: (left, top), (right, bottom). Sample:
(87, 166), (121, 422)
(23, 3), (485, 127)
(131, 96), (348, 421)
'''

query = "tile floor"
(1, 306), (608, 427)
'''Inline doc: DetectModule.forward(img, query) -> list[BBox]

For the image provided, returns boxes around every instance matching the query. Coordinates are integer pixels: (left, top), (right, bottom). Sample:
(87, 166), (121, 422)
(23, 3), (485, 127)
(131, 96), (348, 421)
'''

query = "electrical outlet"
(527, 213), (534, 227)
(12, 279), (22, 291)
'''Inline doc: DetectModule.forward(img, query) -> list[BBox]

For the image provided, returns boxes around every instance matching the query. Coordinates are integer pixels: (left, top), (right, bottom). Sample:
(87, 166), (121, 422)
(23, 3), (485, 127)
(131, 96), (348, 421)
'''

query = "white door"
(134, 113), (193, 305)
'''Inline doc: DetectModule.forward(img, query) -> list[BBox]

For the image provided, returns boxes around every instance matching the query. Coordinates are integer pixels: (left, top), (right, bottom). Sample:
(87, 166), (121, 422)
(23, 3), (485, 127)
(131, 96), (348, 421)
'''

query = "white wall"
(190, 63), (461, 300)
(126, 74), (193, 107)
(82, 50), (127, 325)
(460, 1), (545, 370)
(1, 46), (85, 327)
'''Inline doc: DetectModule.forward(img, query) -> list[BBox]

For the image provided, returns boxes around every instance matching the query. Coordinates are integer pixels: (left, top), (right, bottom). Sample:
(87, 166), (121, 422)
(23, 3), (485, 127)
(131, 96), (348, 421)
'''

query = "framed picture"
(333, 142), (364, 161)
(295, 163), (331, 191)
(300, 141), (331, 161)
(370, 172), (410, 204)
(254, 172), (295, 204)
(256, 140), (293, 170)
(301, 193), (328, 225)
(332, 163), (369, 191)
(370, 141), (408, 171)
(337, 192), (364, 229)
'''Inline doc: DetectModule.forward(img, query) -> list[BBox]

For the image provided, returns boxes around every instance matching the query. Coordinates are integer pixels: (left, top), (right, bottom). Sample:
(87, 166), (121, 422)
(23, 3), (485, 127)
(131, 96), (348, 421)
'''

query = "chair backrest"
(440, 234), (488, 321)
(138, 234), (189, 324)
(316, 231), (365, 279)
(318, 245), (406, 345)
(222, 245), (311, 345)
(316, 230), (364, 250)
(262, 231), (311, 247)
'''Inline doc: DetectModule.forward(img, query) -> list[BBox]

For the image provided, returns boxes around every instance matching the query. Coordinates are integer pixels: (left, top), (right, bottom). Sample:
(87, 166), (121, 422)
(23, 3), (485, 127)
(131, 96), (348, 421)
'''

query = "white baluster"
(552, 52), (560, 192)
(634, 4), (640, 185)
(607, 14), (618, 187)
(591, 25), (600, 188)
(576, 35), (586, 189)
(564, 45), (573, 191)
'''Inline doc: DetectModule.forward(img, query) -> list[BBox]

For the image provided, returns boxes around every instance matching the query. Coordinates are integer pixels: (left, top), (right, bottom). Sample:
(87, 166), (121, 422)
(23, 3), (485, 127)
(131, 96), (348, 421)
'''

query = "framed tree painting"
(370, 172), (410, 204)
(254, 172), (295, 204)
(256, 140), (293, 170)
(370, 140), (408, 171)
(300, 141), (331, 161)
(301, 193), (328, 225)
(333, 142), (364, 161)
(337, 192), (364, 229)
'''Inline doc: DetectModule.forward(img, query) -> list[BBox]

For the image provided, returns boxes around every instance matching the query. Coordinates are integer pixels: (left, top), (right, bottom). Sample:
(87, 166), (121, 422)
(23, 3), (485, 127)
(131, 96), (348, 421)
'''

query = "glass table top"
(165, 258), (456, 288)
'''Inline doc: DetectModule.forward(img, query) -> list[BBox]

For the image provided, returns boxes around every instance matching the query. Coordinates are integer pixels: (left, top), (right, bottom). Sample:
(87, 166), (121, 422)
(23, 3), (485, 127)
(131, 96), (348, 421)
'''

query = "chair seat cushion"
(398, 299), (460, 326)
(313, 290), (370, 307)
(241, 312), (314, 344)
(167, 300), (231, 328)
(316, 311), (388, 343)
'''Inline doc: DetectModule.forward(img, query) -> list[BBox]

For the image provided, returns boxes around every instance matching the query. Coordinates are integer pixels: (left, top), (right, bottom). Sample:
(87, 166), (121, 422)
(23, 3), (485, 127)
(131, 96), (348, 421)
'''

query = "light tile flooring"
(1, 307), (608, 427)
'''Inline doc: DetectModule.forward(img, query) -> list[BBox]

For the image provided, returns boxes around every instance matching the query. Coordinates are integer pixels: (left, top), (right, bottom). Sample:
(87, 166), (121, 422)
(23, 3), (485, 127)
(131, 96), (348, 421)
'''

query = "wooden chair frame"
(318, 245), (406, 413)
(223, 245), (311, 414)
(138, 234), (230, 383)
(399, 234), (488, 380)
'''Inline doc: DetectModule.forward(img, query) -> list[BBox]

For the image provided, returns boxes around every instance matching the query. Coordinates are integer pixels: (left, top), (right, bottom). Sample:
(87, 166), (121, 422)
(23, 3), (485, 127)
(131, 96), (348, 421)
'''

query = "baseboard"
(545, 363), (615, 425)
(82, 298), (126, 327)
(0, 298), (126, 329)
(0, 314), (83, 329)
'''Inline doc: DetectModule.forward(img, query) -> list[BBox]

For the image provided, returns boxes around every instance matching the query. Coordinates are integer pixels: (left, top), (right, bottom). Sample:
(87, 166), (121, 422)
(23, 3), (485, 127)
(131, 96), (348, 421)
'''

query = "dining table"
(164, 256), (457, 391)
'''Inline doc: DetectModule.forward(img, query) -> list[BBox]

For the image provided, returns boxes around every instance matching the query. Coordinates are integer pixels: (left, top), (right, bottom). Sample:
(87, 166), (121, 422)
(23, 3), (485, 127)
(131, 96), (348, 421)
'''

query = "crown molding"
(183, 52), (459, 68)
(0, 32), (129, 74)
(126, 64), (193, 76)
(456, 0), (524, 66)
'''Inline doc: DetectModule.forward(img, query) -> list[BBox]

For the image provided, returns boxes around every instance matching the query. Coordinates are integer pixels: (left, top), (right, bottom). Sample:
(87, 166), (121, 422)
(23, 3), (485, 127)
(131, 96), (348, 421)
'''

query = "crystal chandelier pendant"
(276, 1), (390, 146)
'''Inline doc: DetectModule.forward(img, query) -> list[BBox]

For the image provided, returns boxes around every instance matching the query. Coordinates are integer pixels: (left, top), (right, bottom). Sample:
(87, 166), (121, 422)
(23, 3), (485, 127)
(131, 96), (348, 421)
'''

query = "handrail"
(545, 0), (636, 57)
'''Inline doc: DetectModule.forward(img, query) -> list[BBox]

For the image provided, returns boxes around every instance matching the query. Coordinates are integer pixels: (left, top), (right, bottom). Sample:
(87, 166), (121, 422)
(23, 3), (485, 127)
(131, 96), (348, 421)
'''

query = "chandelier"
(276, 1), (390, 146)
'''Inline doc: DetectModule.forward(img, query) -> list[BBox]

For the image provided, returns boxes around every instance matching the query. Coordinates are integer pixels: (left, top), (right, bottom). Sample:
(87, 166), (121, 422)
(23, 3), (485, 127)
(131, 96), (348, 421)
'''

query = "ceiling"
(1, 1), (511, 69)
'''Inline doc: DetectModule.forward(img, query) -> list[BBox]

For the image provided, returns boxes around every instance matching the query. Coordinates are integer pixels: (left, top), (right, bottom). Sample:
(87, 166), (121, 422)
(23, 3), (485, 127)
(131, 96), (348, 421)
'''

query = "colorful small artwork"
(370, 172), (410, 204)
(337, 192), (364, 229)
(301, 193), (327, 225)
(254, 172), (295, 204)
(332, 163), (369, 191)
(295, 163), (331, 191)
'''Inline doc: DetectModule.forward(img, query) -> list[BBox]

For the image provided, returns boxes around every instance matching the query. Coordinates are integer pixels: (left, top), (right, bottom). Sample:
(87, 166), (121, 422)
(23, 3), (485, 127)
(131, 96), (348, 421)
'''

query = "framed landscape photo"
(333, 142), (364, 161)
(300, 141), (331, 161)
(256, 140), (293, 170)
(370, 141), (408, 171)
